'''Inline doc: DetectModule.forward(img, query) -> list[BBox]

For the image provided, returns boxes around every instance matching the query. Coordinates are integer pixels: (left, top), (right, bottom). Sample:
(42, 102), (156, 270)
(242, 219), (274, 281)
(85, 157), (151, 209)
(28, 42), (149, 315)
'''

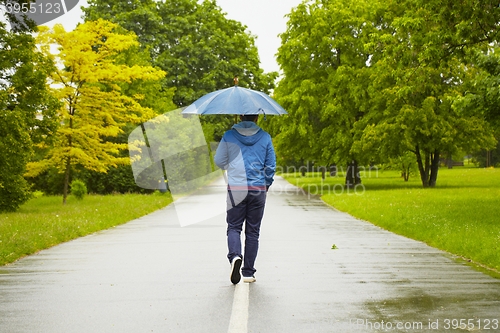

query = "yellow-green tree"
(28, 19), (166, 203)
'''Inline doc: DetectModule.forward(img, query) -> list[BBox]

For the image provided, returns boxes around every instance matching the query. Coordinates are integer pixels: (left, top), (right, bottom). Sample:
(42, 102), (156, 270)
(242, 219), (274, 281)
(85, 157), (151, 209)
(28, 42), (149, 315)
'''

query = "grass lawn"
(283, 167), (500, 274)
(0, 193), (172, 266)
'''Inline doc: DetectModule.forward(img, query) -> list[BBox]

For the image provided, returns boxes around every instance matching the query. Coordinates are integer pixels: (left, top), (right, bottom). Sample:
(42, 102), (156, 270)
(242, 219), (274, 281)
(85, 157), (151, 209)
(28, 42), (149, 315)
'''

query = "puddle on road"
(367, 292), (448, 317)
(362, 289), (500, 332)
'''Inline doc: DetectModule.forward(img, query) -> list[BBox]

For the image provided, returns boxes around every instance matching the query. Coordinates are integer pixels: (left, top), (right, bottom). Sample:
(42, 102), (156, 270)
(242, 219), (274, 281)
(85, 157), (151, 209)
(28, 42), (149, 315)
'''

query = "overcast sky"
(45, 0), (304, 74)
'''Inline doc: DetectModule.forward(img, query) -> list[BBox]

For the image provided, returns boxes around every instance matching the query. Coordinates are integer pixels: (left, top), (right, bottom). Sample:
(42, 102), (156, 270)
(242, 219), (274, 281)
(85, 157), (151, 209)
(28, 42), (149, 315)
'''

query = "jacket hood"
(231, 121), (264, 146)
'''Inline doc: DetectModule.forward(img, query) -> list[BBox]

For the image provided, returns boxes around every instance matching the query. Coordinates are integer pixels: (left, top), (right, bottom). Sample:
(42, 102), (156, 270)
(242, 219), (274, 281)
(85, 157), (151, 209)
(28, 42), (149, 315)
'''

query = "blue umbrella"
(181, 85), (287, 116)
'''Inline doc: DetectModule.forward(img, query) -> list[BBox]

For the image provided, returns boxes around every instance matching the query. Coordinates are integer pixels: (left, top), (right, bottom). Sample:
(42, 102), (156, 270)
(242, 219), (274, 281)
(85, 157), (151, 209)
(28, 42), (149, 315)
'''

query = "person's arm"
(214, 136), (229, 170)
(264, 136), (276, 189)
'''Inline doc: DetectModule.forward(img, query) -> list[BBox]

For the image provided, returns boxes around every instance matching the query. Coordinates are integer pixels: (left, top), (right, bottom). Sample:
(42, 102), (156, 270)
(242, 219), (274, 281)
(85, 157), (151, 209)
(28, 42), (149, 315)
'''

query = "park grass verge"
(0, 193), (172, 266)
(283, 167), (500, 275)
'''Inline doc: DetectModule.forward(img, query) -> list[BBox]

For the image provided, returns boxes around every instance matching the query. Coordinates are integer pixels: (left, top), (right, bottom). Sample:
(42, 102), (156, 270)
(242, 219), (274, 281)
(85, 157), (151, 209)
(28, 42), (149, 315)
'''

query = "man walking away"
(214, 114), (276, 284)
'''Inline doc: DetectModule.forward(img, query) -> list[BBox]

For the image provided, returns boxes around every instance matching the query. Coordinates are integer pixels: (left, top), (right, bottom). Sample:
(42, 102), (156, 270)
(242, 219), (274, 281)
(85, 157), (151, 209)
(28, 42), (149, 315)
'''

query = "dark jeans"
(226, 190), (267, 277)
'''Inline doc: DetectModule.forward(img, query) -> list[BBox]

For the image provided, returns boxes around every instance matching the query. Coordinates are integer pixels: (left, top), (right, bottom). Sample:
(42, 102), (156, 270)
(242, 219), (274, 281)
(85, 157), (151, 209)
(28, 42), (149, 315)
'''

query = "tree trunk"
(415, 147), (429, 187)
(429, 151), (440, 187)
(62, 156), (71, 204)
(63, 115), (73, 204)
(415, 147), (440, 188)
(345, 160), (361, 188)
(402, 164), (410, 181)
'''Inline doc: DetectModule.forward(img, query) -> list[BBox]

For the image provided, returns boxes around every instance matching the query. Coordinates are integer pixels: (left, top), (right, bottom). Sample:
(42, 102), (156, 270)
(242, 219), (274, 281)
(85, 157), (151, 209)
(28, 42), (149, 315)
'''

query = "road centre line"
(227, 282), (250, 333)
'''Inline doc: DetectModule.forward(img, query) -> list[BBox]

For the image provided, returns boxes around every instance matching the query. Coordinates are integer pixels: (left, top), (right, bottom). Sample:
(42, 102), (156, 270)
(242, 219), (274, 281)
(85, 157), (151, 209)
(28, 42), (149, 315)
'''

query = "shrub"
(70, 179), (87, 200)
(32, 190), (44, 198)
(0, 111), (32, 212)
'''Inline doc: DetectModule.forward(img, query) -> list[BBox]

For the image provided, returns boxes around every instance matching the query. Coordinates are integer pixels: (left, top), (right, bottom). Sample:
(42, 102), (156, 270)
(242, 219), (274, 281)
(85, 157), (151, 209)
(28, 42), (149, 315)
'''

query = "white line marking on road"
(227, 283), (249, 333)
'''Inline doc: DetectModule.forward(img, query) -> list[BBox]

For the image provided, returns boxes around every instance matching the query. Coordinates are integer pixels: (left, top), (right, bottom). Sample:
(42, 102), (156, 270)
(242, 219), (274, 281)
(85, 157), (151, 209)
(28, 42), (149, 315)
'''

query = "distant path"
(0, 177), (499, 332)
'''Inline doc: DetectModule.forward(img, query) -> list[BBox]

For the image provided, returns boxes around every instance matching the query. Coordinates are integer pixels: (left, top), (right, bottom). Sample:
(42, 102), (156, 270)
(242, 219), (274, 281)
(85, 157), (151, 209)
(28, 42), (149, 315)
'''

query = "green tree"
(27, 19), (166, 203)
(469, 48), (500, 131)
(84, 0), (277, 106)
(456, 46), (500, 167)
(354, 0), (498, 187)
(82, 0), (163, 57)
(0, 106), (32, 211)
(28, 11), (176, 196)
(272, 0), (379, 185)
(83, 0), (277, 144)
(273, 0), (498, 187)
(0, 19), (59, 211)
(84, 0), (277, 179)
(69, 35), (177, 195)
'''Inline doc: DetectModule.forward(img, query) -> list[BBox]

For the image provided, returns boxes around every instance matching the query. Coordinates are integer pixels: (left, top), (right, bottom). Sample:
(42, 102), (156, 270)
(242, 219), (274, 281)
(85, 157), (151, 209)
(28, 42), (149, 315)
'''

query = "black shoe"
(230, 257), (242, 284)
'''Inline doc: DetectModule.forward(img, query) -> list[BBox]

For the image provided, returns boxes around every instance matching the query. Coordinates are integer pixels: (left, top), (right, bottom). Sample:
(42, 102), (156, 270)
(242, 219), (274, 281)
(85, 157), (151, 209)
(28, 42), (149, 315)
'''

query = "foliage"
(456, 46), (500, 166)
(272, 0), (499, 188)
(383, 152), (418, 181)
(0, 110), (31, 211)
(78, 165), (152, 194)
(70, 179), (87, 200)
(0, 193), (172, 266)
(355, 0), (498, 187)
(82, 0), (162, 54)
(28, 19), (166, 203)
(83, 0), (278, 141)
(27, 167), (65, 195)
(471, 145), (500, 168)
(27, 21), (176, 196)
(31, 190), (44, 198)
(465, 47), (500, 132)
(0, 20), (60, 212)
(270, 0), (380, 168)
(29, 164), (152, 195)
(83, 0), (277, 105)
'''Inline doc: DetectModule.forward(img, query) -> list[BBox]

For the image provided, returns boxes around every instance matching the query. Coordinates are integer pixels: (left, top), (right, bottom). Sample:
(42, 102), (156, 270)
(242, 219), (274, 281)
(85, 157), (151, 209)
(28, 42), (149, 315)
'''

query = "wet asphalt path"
(0, 177), (499, 333)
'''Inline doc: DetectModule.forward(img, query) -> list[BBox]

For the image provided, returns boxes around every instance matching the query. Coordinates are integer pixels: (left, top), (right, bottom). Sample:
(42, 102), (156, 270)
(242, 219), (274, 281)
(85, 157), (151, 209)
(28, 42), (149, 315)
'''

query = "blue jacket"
(214, 121), (276, 190)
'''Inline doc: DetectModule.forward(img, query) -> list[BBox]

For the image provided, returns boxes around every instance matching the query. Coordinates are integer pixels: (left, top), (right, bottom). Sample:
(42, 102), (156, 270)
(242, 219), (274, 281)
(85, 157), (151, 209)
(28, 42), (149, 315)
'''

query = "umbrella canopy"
(181, 86), (288, 116)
